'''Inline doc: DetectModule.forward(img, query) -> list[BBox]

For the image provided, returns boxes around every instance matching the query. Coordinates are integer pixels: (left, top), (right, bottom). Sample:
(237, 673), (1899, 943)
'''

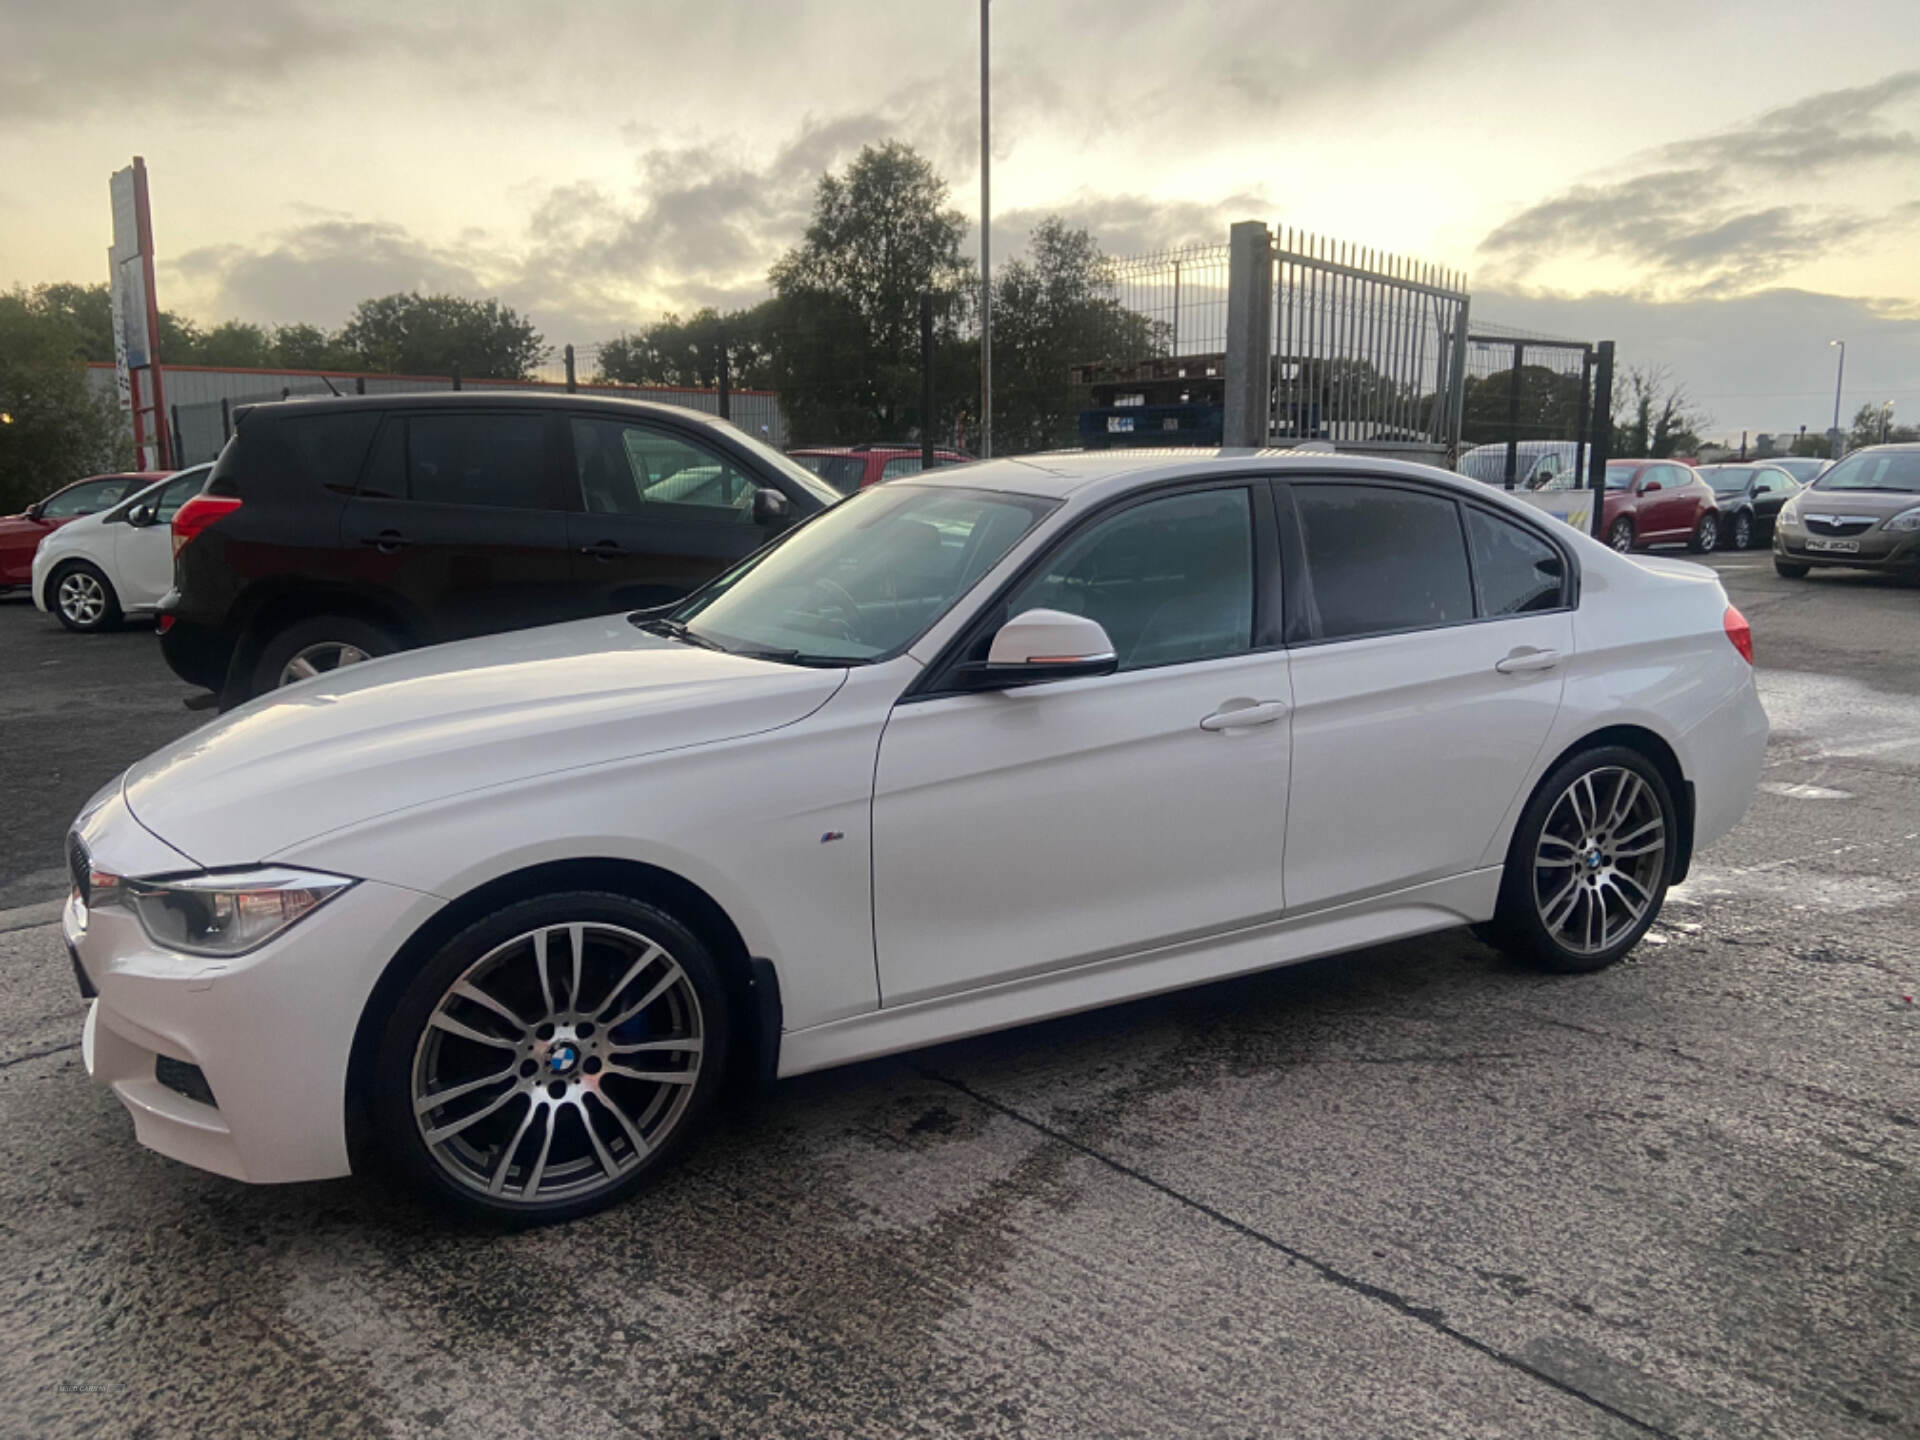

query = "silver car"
(1773, 444), (1920, 577)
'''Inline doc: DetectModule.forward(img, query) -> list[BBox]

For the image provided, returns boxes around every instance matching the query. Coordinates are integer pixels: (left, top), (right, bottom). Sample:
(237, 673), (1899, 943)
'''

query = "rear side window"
(257, 411), (382, 497)
(1293, 484), (1474, 641)
(1465, 507), (1565, 615)
(406, 414), (548, 508)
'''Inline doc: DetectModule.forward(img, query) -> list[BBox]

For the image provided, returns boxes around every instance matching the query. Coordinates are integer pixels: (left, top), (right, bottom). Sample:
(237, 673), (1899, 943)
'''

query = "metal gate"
(1456, 328), (1614, 538)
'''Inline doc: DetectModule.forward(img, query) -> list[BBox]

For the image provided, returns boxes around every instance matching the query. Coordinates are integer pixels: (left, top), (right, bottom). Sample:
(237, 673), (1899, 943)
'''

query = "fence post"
(717, 344), (730, 421)
(1573, 347), (1594, 486)
(1447, 298), (1470, 462)
(1503, 342), (1524, 488)
(921, 292), (936, 468)
(1223, 220), (1273, 448)
(565, 344), (577, 394)
(1586, 340), (1615, 540)
(220, 397), (231, 443)
(451, 364), (462, 392)
(355, 375), (366, 395)
(170, 405), (182, 465)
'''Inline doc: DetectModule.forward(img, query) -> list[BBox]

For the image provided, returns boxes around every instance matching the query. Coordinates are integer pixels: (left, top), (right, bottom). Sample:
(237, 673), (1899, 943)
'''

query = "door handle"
(362, 530), (409, 553)
(1495, 646), (1561, 674)
(1199, 699), (1289, 731)
(579, 539), (628, 559)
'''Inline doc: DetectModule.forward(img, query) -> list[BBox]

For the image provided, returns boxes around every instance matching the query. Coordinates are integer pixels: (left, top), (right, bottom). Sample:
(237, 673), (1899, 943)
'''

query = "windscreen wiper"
(632, 616), (723, 651)
(730, 646), (857, 668)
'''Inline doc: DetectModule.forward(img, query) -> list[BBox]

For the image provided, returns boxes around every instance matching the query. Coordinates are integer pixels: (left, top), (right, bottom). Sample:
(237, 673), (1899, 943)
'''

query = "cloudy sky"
(4, 0), (1918, 440)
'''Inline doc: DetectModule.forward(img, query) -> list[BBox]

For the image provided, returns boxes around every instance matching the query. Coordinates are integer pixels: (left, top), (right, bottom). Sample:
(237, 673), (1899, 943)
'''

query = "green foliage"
(268, 323), (358, 371)
(768, 142), (975, 443)
(989, 218), (1162, 453)
(1611, 366), (1705, 459)
(0, 289), (132, 514)
(337, 293), (548, 380)
(1461, 364), (1585, 448)
(594, 306), (773, 390)
(1847, 400), (1917, 449)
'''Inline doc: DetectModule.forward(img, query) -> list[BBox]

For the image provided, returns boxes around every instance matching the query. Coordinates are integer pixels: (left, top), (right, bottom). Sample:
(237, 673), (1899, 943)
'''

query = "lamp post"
(1828, 338), (1845, 455)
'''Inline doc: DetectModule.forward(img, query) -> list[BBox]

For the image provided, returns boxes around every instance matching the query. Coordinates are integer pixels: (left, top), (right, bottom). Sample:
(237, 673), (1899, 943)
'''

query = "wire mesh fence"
(1271, 228), (1469, 459)
(1457, 331), (1597, 491)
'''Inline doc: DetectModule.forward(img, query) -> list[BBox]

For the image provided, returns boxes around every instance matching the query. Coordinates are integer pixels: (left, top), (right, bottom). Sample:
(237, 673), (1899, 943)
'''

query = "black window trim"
(904, 472), (1284, 702)
(1275, 473), (1580, 649)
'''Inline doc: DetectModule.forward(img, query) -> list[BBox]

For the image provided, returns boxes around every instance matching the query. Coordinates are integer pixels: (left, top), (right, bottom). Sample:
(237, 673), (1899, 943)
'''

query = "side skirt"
(777, 868), (1502, 1078)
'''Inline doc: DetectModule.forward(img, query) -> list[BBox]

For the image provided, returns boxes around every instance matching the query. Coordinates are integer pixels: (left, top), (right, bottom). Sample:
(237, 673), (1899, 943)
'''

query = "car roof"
(906, 448), (1511, 503)
(234, 389), (741, 436)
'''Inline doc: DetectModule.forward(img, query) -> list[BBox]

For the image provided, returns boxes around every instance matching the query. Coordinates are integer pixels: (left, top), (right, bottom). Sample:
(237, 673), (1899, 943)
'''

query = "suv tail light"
(1723, 605), (1753, 665)
(171, 494), (242, 559)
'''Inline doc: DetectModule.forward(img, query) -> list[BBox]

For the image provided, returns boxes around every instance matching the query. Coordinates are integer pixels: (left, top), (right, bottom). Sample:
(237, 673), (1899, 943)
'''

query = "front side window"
(1002, 488), (1253, 671)
(1604, 464), (1637, 491)
(1466, 507), (1566, 616)
(406, 414), (548, 508)
(672, 484), (1052, 663)
(880, 455), (926, 481)
(154, 471), (209, 522)
(573, 419), (758, 522)
(1294, 484), (1473, 641)
(43, 479), (130, 518)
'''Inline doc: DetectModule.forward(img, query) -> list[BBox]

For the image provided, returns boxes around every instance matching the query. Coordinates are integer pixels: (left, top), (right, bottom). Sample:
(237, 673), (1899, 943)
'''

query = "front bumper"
(1774, 526), (1920, 571)
(68, 790), (444, 1183)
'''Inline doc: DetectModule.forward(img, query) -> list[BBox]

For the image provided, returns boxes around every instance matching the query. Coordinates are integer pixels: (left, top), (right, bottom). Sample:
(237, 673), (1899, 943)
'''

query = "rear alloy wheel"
(372, 892), (730, 1223)
(1774, 558), (1811, 579)
(1608, 517), (1635, 552)
(252, 615), (398, 696)
(1732, 511), (1754, 550)
(1484, 746), (1675, 973)
(50, 561), (121, 634)
(1688, 512), (1719, 554)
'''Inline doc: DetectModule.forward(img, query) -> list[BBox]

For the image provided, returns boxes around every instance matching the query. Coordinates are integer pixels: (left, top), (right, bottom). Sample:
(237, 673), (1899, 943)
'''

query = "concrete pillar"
(1223, 221), (1273, 449)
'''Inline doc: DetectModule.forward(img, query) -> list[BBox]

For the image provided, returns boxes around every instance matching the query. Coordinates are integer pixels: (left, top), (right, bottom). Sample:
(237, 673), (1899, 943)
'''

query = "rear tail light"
(1723, 605), (1753, 665)
(171, 494), (242, 559)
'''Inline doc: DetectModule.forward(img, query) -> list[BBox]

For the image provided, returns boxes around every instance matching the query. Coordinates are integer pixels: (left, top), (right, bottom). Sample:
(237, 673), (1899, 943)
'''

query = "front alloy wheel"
(51, 562), (120, 633)
(375, 893), (729, 1221)
(1608, 517), (1634, 552)
(1733, 511), (1753, 550)
(1689, 512), (1719, 553)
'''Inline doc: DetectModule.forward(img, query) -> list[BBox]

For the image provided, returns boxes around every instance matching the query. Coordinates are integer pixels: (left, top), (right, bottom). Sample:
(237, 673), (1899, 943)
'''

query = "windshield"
(1769, 457), (1825, 481)
(668, 483), (1055, 663)
(1813, 450), (1920, 494)
(1698, 466), (1752, 495)
(1604, 464), (1638, 490)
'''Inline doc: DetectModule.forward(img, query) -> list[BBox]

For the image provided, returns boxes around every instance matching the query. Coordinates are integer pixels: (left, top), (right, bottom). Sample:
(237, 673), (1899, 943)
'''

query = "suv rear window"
(216, 410), (381, 498)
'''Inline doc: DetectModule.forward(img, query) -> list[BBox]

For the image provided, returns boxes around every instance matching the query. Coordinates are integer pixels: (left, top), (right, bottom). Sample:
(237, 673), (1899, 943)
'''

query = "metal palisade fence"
(1270, 227), (1470, 464)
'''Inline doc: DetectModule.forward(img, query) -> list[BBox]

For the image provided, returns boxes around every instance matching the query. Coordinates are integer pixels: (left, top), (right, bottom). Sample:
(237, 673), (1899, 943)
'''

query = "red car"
(0, 471), (168, 591)
(1601, 459), (1721, 554)
(787, 445), (971, 495)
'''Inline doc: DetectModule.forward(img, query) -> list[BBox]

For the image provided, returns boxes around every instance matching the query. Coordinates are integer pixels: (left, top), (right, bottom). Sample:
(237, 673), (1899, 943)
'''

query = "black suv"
(161, 392), (839, 705)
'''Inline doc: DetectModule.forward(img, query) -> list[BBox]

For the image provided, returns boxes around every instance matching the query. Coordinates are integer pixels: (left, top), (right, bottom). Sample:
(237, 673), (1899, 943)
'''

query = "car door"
(340, 409), (575, 640)
(1649, 464), (1696, 539)
(1279, 480), (1573, 911)
(563, 416), (792, 612)
(114, 470), (208, 607)
(1751, 470), (1793, 532)
(871, 482), (1291, 1006)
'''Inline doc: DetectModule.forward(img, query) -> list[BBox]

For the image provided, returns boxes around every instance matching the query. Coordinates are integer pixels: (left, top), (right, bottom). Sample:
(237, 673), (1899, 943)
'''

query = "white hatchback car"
(65, 452), (1767, 1221)
(33, 464), (212, 632)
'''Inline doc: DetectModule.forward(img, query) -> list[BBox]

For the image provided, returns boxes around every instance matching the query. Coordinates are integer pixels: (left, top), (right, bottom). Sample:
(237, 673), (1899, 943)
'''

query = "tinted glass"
(1295, 485), (1473, 641)
(1814, 450), (1920, 493)
(573, 419), (757, 522)
(1466, 508), (1565, 616)
(408, 414), (547, 508)
(267, 411), (382, 496)
(43, 479), (131, 518)
(1005, 489), (1253, 671)
(675, 484), (1051, 663)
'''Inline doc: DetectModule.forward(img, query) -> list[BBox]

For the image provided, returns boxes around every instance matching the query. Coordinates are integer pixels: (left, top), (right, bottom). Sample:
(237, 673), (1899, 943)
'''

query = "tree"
(270, 323), (357, 371)
(1461, 363), (1586, 450)
(1611, 366), (1705, 459)
(594, 306), (772, 390)
(767, 142), (975, 443)
(337, 293), (547, 379)
(1847, 400), (1918, 449)
(0, 289), (132, 514)
(32, 282), (116, 362)
(988, 218), (1162, 453)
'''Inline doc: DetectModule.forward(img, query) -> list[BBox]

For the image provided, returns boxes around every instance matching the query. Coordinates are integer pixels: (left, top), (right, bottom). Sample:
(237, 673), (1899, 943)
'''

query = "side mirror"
(126, 504), (155, 527)
(23, 502), (43, 521)
(1640, 480), (1662, 494)
(752, 487), (792, 527)
(957, 609), (1118, 690)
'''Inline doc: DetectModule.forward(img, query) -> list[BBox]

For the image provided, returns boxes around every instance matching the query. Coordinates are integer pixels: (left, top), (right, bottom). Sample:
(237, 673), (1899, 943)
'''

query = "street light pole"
(1828, 338), (1845, 455)
(979, 0), (991, 459)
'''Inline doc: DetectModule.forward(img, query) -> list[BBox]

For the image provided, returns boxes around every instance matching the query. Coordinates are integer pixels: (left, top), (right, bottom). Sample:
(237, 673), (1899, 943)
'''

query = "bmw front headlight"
(88, 866), (354, 956)
(1883, 505), (1920, 533)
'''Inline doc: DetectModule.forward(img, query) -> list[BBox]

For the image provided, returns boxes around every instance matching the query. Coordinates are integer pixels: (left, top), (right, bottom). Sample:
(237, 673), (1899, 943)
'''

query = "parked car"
(160, 393), (840, 706)
(1601, 460), (1721, 553)
(32, 465), (213, 632)
(1458, 440), (1587, 492)
(788, 444), (971, 494)
(1772, 443), (1920, 579)
(1695, 463), (1800, 551)
(68, 451), (1766, 1222)
(0, 471), (167, 592)
(1761, 456), (1829, 485)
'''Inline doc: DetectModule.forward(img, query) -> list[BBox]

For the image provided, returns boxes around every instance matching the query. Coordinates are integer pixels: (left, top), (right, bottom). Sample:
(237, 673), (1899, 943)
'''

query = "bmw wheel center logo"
(548, 1042), (581, 1076)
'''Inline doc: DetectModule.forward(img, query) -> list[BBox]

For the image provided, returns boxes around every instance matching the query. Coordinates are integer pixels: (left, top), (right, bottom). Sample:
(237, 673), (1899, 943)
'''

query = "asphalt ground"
(0, 552), (1915, 1439)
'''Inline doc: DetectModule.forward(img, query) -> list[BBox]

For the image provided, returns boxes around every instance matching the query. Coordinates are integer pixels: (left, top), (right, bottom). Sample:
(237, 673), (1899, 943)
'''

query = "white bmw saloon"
(66, 452), (1767, 1221)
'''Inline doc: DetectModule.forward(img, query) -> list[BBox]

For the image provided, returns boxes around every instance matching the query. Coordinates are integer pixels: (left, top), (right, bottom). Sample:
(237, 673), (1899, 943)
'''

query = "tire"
(369, 890), (732, 1225)
(1773, 558), (1811, 579)
(1687, 512), (1719, 554)
(1607, 517), (1635, 553)
(1732, 511), (1753, 550)
(1483, 745), (1677, 974)
(250, 614), (399, 697)
(49, 561), (121, 633)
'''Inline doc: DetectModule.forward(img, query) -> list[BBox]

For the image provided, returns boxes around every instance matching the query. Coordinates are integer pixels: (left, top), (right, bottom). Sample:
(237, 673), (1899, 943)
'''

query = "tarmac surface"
(0, 550), (1914, 1438)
